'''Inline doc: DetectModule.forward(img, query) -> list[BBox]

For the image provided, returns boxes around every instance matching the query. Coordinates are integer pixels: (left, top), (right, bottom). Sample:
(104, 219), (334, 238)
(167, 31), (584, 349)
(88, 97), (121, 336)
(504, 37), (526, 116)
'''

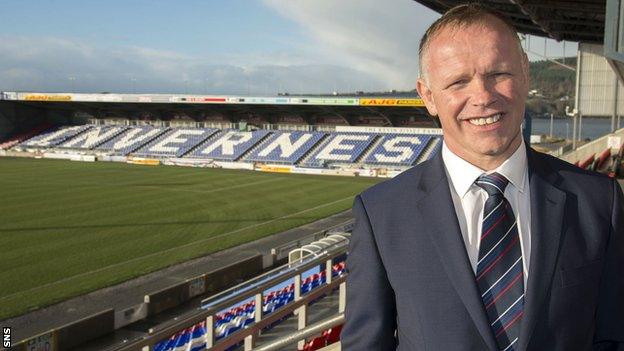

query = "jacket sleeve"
(593, 179), (624, 350)
(341, 195), (397, 350)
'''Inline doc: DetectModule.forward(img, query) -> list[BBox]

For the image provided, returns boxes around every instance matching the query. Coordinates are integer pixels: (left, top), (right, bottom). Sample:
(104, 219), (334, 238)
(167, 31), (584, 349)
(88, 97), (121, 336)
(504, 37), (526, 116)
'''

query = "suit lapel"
(517, 149), (567, 351)
(415, 153), (498, 351)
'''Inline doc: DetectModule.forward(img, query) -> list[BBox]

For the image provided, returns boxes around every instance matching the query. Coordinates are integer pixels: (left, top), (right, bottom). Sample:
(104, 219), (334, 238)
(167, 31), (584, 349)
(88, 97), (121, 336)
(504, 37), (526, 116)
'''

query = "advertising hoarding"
(359, 98), (424, 107)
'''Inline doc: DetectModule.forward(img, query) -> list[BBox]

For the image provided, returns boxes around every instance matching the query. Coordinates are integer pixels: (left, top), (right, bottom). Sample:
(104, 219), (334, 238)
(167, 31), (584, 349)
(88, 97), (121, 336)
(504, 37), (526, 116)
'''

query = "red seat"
(302, 336), (326, 351)
(326, 324), (343, 344)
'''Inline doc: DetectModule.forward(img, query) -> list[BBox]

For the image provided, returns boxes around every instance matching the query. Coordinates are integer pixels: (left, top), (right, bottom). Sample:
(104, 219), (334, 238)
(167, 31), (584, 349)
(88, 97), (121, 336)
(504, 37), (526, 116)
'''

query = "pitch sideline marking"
(132, 177), (283, 194)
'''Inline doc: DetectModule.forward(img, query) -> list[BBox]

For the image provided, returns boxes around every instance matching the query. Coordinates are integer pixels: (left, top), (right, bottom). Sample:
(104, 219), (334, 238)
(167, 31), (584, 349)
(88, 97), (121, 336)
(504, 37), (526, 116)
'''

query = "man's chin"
(477, 139), (521, 158)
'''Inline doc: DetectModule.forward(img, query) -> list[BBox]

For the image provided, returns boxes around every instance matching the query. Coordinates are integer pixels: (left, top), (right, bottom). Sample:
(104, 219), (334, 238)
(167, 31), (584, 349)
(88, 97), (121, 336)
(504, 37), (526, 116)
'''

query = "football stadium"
(2, 0), (624, 350)
(0, 90), (442, 350)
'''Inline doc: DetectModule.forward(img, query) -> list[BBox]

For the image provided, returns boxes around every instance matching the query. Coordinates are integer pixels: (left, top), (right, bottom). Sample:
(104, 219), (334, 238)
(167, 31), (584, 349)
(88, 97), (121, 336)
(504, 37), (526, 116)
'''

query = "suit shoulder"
(531, 149), (615, 202)
(532, 149), (611, 183)
(359, 158), (433, 204)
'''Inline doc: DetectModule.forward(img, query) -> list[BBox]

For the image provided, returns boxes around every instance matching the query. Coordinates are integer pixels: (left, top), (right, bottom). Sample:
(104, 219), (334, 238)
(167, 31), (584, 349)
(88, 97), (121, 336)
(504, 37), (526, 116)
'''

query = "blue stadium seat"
(154, 321), (207, 351)
(363, 134), (433, 166)
(132, 127), (218, 158)
(58, 125), (129, 150)
(244, 130), (326, 164)
(186, 129), (270, 161)
(97, 126), (169, 156)
(19, 125), (93, 148)
(301, 132), (376, 168)
(426, 137), (443, 161)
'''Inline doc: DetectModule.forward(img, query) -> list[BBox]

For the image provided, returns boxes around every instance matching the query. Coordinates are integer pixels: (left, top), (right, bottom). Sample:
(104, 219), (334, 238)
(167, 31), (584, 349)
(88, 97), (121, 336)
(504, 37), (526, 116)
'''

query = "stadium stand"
(58, 125), (129, 150)
(302, 324), (343, 351)
(132, 127), (218, 158)
(11, 124), (444, 169)
(355, 115), (387, 126)
(19, 125), (93, 148)
(0, 123), (52, 149)
(244, 131), (326, 164)
(154, 322), (207, 351)
(363, 134), (433, 166)
(96, 126), (169, 155)
(276, 115), (306, 125)
(186, 129), (271, 161)
(301, 132), (377, 168)
(315, 116), (348, 126)
(424, 136), (443, 161)
(151, 261), (347, 351)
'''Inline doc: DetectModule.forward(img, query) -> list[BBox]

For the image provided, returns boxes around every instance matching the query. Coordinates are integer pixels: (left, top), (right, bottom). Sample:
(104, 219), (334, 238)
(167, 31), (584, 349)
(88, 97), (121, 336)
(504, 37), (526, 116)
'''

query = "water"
(528, 117), (618, 141)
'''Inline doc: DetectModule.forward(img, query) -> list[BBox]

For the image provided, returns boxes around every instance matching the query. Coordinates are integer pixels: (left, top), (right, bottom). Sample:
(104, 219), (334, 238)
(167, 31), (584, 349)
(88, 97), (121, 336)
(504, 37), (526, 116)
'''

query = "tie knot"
(476, 172), (509, 196)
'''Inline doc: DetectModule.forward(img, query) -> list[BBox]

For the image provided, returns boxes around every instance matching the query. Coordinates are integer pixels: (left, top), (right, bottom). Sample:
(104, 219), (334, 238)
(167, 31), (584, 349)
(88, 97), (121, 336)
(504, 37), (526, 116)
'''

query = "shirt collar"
(442, 138), (528, 198)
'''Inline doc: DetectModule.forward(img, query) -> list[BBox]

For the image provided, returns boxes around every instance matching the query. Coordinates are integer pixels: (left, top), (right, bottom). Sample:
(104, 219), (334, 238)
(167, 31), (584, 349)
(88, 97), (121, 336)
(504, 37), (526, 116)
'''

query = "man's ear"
(416, 77), (438, 117)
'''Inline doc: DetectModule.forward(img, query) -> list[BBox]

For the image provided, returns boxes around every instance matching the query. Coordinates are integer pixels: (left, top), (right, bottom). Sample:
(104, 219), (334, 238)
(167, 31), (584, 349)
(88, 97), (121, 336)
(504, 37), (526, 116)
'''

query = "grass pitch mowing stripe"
(0, 157), (382, 319)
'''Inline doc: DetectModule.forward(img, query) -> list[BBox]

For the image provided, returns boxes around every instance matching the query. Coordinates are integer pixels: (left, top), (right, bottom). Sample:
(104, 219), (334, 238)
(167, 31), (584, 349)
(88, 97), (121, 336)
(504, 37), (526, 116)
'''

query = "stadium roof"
(413, 0), (605, 43)
(0, 91), (437, 127)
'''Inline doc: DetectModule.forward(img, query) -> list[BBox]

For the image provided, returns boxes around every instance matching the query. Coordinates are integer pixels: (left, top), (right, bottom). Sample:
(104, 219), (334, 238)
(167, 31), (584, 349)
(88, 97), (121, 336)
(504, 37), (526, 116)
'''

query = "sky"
(0, 0), (578, 95)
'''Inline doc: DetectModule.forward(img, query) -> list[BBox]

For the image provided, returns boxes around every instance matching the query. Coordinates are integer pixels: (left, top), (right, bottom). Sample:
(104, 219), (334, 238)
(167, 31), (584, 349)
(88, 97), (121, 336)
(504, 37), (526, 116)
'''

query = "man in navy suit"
(342, 4), (624, 351)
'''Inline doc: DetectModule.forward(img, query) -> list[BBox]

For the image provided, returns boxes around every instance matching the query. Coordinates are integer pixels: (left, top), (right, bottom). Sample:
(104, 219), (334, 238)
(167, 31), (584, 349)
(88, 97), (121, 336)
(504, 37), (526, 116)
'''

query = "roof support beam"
(522, 1), (605, 12)
(508, 0), (562, 40)
(412, 0), (605, 43)
(538, 17), (604, 26)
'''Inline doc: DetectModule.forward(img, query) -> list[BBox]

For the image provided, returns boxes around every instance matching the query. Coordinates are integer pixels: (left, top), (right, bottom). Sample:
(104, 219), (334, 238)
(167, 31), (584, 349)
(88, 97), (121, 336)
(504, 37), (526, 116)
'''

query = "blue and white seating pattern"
(58, 126), (129, 150)
(364, 134), (433, 166)
(20, 125), (93, 148)
(215, 300), (257, 341)
(17, 125), (443, 166)
(426, 137), (443, 161)
(153, 262), (347, 351)
(302, 132), (376, 167)
(187, 130), (270, 161)
(96, 126), (168, 156)
(154, 321), (207, 351)
(244, 131), (325, 164)
(133, 128), (217, 158)
(215, 262), (346, 338)
(262, 282), (296, 316)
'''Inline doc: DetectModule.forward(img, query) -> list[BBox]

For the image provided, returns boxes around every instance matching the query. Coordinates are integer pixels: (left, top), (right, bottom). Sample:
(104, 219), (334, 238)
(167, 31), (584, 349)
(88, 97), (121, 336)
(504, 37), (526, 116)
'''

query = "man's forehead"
(427, 22), (516, 59)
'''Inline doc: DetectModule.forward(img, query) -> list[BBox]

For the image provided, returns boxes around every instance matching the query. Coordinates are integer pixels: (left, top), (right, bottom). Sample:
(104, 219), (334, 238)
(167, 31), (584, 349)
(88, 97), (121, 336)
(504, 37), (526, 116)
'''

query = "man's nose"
(469, 79), (496, 108)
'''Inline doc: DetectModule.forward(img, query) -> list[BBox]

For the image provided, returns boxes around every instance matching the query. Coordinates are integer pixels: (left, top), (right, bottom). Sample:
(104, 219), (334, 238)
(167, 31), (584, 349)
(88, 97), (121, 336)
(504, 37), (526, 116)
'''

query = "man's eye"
(448, 79), (467, 87)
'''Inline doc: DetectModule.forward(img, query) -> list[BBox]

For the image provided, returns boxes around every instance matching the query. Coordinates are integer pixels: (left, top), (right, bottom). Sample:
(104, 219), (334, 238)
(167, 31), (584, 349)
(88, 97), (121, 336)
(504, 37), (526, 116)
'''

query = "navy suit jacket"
(342, 147), (624, 350)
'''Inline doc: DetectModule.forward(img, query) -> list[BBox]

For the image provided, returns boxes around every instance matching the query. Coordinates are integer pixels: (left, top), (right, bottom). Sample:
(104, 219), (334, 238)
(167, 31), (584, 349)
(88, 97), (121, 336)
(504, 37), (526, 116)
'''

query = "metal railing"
(114, 241), (349, 351)
(253, 314), (344, 351)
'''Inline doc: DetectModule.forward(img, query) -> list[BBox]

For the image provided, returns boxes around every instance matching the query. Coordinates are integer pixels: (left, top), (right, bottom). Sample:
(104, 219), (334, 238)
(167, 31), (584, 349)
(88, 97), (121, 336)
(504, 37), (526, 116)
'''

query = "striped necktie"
(475, 172), (524, 351)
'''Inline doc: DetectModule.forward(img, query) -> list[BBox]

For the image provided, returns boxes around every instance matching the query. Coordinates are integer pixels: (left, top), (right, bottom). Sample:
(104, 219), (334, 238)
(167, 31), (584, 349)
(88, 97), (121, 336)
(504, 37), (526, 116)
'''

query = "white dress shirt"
(441, 139), (531, 288)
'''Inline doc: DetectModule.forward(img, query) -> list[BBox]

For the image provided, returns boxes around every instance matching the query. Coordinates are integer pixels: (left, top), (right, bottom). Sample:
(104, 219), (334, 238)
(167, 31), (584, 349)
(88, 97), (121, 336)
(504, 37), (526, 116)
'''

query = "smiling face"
(416, 15), (529, 170)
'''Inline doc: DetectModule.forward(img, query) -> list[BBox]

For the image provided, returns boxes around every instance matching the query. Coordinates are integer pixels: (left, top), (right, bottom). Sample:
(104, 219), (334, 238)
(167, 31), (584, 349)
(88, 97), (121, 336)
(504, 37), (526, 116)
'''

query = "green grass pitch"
(0, 157), (381, 320)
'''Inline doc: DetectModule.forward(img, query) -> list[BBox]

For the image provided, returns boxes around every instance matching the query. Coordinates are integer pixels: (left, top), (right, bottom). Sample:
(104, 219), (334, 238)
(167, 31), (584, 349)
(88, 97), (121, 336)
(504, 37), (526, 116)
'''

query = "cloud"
(0, 34), (384, 94)
(0, 1), (441, 94)
(261, 1), (579, 87)
(262, 0), (440, 90)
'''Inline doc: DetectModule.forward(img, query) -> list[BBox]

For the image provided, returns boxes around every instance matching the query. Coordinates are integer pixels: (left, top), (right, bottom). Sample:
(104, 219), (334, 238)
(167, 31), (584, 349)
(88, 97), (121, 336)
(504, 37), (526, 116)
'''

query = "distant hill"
(527, 57), (576, 117)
